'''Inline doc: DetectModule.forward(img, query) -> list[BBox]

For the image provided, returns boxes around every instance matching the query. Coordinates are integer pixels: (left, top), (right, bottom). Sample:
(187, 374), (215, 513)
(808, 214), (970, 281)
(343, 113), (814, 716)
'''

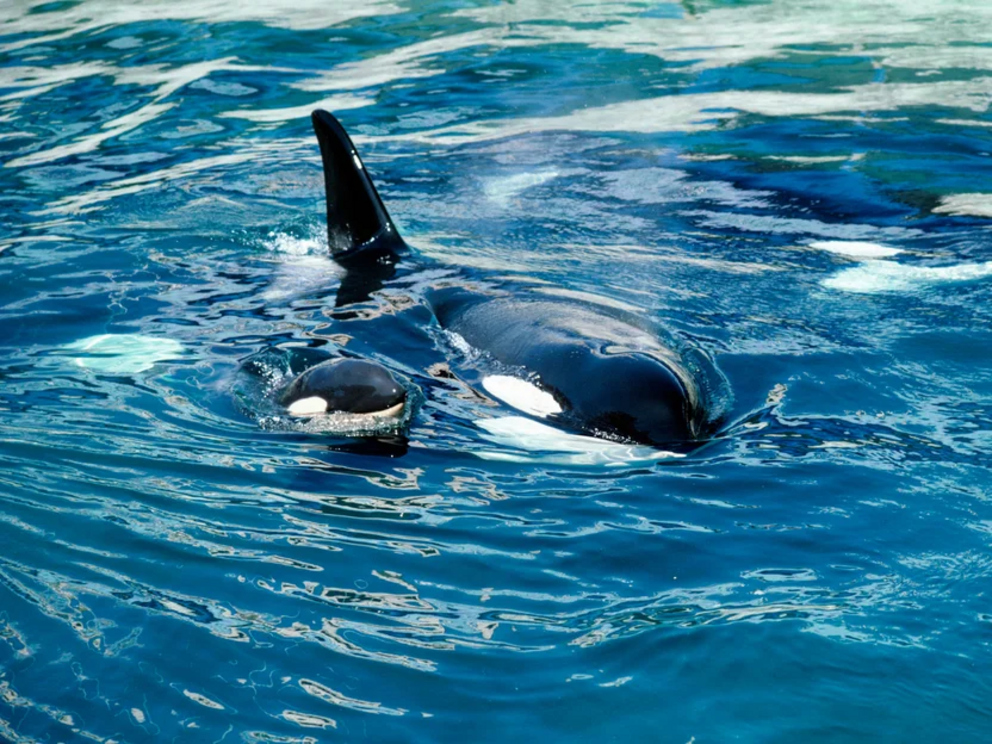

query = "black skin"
(236, 347), (410, 457)
(311, 109), (404, 309)
(429, 290), (701, 445)
(308, 109), (713, 449)
(279, 358), (406, 414)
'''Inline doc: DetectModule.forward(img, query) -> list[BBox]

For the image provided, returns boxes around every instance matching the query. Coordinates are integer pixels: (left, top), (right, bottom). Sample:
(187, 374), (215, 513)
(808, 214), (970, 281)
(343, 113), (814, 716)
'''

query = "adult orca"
(309, 109), (715, 449)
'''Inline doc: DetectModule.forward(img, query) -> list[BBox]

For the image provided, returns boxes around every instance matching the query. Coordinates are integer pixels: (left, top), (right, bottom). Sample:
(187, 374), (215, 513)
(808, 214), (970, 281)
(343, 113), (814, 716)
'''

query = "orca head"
(569, 352), (701, 448)
(279, 358), (407, 418)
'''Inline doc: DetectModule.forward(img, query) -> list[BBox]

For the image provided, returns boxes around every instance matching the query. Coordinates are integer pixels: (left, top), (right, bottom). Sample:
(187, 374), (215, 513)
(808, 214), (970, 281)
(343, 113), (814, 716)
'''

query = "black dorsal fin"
(311, 110), (406, 265)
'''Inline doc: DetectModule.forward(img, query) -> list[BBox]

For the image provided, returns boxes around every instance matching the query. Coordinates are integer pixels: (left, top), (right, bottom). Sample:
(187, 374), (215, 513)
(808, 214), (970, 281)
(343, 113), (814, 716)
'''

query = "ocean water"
(2, 0), (992, 741)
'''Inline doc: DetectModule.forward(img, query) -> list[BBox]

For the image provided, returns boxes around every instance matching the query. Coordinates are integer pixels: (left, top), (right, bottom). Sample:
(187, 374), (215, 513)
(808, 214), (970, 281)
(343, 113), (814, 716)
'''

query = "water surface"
(2, 1), (992, 741)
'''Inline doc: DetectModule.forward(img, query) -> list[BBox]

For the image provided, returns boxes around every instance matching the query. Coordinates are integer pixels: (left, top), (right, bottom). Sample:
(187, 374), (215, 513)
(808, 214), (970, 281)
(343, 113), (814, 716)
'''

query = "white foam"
(444, 331), (475, 357)
(261, 255), (343, 302)
(262, 401), (409, 436)
(63, 334), (183, 374)
(266, 231), (325, 256)
(474, 416), (683, 467)
(259, 231), (346, 302)
(482, 375), (561, 417)
(483, 169), (559, 207)
(822, 259), (992, 293)
(933, 193), (992, 218)
(809, 240), (903, 258)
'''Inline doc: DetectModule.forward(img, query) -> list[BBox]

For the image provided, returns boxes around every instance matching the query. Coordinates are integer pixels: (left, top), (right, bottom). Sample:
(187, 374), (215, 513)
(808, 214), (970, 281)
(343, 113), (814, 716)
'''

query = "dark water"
(3, 1), (992, 741)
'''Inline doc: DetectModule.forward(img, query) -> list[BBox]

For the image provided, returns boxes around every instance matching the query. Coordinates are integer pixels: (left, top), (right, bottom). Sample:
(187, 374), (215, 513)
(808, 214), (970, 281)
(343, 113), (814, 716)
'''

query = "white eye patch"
(482, 375), (562, 418)
(286, 396), (328, 416)
(286, 397), (406, 419)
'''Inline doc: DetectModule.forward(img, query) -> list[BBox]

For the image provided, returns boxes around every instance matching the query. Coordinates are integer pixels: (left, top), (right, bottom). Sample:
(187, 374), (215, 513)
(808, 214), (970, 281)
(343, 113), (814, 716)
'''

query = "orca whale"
(279, 357), (406, 418)
(234, 345), (414, 446)
(308, 109), (715, 449)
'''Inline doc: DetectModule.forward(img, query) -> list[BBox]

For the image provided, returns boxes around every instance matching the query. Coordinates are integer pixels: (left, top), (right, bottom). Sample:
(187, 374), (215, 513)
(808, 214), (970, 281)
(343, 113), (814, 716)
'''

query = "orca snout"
(578, 353), (700, 447)
(279, 358), (407, 418)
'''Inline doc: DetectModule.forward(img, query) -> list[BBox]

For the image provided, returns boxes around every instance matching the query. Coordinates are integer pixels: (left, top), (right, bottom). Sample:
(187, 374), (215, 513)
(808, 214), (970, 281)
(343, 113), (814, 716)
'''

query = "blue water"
(3, 1), (992, 741)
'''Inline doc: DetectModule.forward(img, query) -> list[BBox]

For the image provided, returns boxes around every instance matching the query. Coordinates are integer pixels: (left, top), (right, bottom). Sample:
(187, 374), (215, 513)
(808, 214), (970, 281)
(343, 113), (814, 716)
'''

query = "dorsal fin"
(311, 110), (406, 265)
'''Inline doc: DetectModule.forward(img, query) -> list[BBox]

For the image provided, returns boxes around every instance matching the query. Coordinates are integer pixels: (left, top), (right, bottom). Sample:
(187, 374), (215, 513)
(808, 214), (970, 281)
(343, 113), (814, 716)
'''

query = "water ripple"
(3, 0), (992, 740)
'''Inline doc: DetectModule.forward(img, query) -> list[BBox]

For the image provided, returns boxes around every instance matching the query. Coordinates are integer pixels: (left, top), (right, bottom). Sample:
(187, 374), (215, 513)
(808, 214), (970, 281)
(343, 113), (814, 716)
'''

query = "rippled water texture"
(3, 1), (992, 741)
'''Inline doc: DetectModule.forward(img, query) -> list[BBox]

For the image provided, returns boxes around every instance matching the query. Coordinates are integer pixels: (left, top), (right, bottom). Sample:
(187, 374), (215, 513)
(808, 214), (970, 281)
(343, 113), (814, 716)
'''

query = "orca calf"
(279, 357), (406, 419)
(308, 109), (715, 449)
(234, 345), (414, 444)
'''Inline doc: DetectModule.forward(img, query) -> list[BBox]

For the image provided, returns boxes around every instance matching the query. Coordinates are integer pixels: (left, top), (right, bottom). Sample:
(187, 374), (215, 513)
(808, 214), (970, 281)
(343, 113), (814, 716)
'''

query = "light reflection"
(6, 59), (283, 170)
(454, 0), (992, 75)
(41, 142), (302, 214)
(299, 678), (406, 716)
(2, 0), (401, 45)
(278, 619), (437, 673)
(2, 0), (990, 735)
(0, 678), (113, 743)
(280, 709), (338, 729)
(292, 29), (502, 95)
(218, 94), (371, 124)
(376, 78), (992, 145)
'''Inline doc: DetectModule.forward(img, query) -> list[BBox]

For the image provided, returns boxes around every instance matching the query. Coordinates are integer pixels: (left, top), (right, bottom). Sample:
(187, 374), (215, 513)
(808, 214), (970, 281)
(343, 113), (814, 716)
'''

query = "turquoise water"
(3, 0), (992, 740)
